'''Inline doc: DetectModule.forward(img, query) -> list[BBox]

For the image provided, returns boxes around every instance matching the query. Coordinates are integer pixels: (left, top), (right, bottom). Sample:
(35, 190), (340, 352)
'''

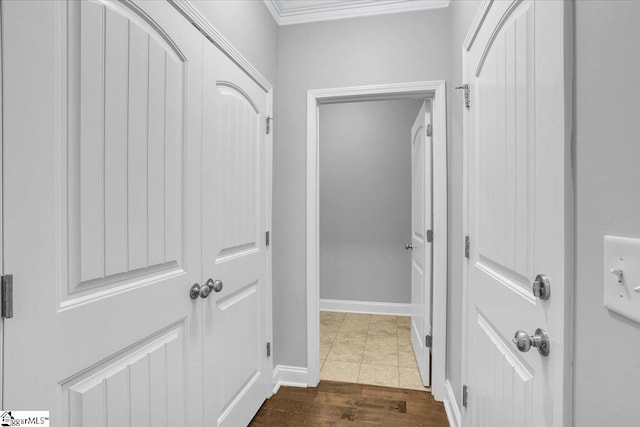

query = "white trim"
(444, 380), (462, 427)
(320, 299), (411, 316)
(462, 0), (493, 51)
(167, 0), (272, 92)
(306, 81), (448, 401)
(460, 42), (471, 427)
(271, 365), (308, 395)
(264, 89), (274, 398)
(263, 0), (450, 26)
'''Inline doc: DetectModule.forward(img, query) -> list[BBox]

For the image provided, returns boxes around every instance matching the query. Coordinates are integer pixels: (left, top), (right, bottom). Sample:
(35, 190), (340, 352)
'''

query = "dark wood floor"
(249, 381), (449, 426)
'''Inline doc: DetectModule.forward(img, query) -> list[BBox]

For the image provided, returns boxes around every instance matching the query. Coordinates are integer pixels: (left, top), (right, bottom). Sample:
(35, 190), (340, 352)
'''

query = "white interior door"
(201, 39), (271, 427)
(410, 100), (432, 387)
(1, 1), (204, 425)
(464, 1), (571, 426)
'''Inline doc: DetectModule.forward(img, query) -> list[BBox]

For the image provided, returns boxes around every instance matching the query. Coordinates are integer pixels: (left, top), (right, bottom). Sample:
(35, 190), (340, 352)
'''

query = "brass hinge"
(455, 84), (470, 108)
(1, 274), (13, 319)
(426, 124), (433, 137)
(267, 342), (271, 358)
(266, 231), (270, 247)
(426, 229), (433, 243)
(425, 334), (432, 348)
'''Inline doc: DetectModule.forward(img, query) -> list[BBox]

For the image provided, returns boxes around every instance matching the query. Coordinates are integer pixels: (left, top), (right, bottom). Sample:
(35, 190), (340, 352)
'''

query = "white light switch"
(604, 235), (640, 323)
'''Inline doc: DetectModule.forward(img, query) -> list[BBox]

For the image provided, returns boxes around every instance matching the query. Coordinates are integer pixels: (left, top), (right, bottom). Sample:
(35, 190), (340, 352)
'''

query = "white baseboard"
(444, 380), (462, 427)
(271, 365), (308, 394)
(320, 299), (411, 316)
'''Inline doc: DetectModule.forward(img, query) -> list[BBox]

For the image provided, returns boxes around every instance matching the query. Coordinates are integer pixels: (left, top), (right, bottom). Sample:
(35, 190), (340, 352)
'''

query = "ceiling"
(263, 0), (450, 26)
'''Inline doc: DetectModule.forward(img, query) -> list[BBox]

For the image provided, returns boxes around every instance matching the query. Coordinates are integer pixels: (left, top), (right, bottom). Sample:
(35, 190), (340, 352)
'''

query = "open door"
(463, 1), (572, 425)
(410, 100), (433, 387)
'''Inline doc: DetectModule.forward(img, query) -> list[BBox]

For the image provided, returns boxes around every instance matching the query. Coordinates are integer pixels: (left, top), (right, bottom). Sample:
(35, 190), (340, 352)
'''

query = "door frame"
(305, 80), (448, 400)
(0, 0), (4, 408)
(460, 1), (575, 425)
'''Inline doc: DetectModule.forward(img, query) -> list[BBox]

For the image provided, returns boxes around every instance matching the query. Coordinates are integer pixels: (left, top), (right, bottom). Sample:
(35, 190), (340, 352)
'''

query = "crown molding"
(263, 0), (450, 26)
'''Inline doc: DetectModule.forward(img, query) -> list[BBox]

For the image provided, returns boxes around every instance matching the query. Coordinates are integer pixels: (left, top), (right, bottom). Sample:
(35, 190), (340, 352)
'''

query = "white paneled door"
(2, 0), (204, 424)
(464, 1), (572, 426)
(201, 38), (272, 427)
(410, 101), (432, 387)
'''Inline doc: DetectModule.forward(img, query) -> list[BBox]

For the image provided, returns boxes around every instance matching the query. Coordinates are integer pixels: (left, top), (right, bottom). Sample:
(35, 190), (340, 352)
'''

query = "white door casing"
(201, 40), (271, 427)
(410, 100), (432, 387)
(306, 81), (448, 399)
(2, 0), (204, 424)
(462, 1), (573, 426)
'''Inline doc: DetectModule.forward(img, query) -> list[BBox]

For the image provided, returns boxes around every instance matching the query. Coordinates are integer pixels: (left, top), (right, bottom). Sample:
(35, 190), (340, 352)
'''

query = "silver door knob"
(405, 244), (413, 250)
(190, 283), (202, 299)
(199, 282), (212, 298)
(512, 328), (550, 357)
(189, 279), (223, 299)
(190, 282), (213, 299)
(206, 278), (223, 293)
(532, 274), (550, 300)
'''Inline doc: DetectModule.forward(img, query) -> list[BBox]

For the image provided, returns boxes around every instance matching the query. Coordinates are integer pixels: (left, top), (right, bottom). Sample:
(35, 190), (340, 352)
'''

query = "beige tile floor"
(319, 311), (429, 391)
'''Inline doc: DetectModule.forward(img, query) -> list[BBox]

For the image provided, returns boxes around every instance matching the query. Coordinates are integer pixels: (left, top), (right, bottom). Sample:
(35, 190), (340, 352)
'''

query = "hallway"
(250, 381), (448, 426)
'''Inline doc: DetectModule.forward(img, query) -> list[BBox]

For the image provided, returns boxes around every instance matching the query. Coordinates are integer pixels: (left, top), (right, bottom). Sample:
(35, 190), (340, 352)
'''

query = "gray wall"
(447, 0), (481, 411)
(275, 10), (451, 367)
(573, 2), (640, 425)
(319, 99), (422, 304)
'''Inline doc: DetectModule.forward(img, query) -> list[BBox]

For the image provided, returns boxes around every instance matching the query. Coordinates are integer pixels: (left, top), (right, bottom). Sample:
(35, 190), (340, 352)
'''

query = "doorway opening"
(306, 81), (448, 401)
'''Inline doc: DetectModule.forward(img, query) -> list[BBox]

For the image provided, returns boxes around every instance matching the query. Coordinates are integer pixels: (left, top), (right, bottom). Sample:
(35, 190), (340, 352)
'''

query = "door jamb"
(0, 0), (5, 408)
(305, 80), (448, 401)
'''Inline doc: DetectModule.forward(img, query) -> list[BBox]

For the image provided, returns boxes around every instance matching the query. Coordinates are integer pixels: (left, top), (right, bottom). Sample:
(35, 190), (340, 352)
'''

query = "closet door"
(2, 1), (204, 425)
(201, 41), (271, 427)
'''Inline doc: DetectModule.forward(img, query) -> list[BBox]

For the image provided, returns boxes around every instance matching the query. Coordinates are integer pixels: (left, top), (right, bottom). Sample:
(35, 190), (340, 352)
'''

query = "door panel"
(465, 1), (571, 425)
(60, 323), (186, 427)
(410, 101), (432, 387)
(202, 41), (270, 427)
(66, 0), (185, 302)
(2, 1), (203, 425)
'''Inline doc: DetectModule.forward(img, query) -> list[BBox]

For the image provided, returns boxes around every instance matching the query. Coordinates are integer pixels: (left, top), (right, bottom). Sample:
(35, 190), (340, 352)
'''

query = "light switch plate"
(604, 235), (640, 324)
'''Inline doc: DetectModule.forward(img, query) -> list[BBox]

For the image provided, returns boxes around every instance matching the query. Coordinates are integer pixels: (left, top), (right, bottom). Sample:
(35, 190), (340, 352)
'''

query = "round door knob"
(190, 283), (202, 300)
(532, 274), (551, 300)
(512, 328), (550, 357)
(199, 282), (212, 298)
(405, 244), (413, 250)
(512, 330), (532, 352)
(207, 278), (223, 293)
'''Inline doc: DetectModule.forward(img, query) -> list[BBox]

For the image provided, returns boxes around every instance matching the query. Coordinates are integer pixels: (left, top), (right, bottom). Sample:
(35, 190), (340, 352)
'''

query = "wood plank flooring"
(249, 381), (449, 426)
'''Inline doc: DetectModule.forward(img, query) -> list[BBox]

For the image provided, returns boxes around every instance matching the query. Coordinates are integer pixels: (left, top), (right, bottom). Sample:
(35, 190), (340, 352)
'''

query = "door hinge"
(464, 235), (470, 259)
(426, 124), (433, 137)
(266, 231), (270, 247)
(462, 384), (468, 408)
(426, 229), (433, 243)
(267, 342), (271, 358)
(455, 84), (470, 108)
(425, 334), (432, 348)
(1, 274), (13, 319)
(266, 116), (273, 135)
